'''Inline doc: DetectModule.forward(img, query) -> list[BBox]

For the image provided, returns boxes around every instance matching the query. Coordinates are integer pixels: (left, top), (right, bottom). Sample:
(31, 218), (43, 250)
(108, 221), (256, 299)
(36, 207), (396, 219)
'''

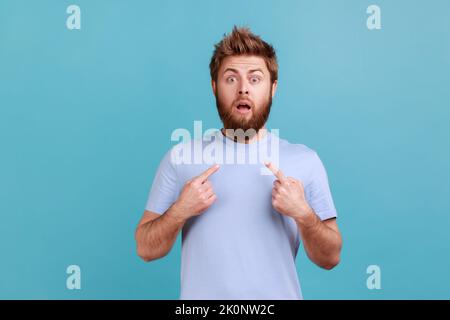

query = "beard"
(215, 90), (272, 136)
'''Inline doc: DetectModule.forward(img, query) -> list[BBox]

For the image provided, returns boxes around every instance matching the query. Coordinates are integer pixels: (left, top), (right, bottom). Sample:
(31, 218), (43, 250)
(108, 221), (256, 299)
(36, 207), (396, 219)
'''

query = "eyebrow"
(222, 68), (265, 75)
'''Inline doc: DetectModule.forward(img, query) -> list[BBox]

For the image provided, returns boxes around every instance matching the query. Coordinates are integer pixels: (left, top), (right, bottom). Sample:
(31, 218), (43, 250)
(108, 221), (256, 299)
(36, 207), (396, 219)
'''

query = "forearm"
(295, 209), (342, 270)
(136, 204), (186, 262)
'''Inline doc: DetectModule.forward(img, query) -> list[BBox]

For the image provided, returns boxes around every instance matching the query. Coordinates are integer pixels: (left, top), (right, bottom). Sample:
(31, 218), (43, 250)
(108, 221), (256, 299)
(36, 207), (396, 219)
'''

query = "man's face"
(212, 55), (277, 134)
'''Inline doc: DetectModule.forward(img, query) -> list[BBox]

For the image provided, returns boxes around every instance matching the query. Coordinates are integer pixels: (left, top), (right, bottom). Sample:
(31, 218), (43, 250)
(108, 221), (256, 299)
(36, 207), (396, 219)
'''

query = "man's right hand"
(172, 164), (220, 220)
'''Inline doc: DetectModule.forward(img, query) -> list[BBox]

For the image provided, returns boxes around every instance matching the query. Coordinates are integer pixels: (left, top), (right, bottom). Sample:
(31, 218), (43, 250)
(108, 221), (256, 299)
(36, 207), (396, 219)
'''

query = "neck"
(221, 126), (268, 144)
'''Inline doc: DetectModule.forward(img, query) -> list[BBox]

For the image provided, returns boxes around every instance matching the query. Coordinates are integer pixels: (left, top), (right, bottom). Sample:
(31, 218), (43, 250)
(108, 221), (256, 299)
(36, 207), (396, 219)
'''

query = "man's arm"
(135, 206), (187, 262)
(265, 161), (342, 270)
(135, 164), (219, 262)
(295, 213), (342, 270)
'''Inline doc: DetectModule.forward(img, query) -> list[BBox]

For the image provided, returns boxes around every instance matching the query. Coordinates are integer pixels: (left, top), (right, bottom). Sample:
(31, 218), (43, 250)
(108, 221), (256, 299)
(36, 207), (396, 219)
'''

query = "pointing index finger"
(196, 164), (220, 183)
(264, 161), (286, 182)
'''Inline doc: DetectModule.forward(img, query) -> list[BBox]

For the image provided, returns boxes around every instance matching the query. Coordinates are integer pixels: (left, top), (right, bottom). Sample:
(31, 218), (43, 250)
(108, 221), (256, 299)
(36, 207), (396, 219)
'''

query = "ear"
(271, 80), (278, 98)
(211, 80), (217, 95)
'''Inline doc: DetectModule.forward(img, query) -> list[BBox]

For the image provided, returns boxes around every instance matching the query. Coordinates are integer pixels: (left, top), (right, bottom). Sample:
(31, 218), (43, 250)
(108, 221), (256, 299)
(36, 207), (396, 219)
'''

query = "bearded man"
(135, 26), (342, 300)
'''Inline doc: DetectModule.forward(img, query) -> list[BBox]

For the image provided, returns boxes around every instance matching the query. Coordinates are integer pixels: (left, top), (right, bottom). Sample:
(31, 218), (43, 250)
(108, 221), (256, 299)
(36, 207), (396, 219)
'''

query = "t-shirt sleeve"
(306, 151), (338, 221)
(144, 148), (180, 214)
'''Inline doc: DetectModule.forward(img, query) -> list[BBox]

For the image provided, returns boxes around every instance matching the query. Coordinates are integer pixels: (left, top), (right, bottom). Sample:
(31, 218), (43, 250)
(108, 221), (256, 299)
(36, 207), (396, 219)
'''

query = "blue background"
(1, 0), (449, 299)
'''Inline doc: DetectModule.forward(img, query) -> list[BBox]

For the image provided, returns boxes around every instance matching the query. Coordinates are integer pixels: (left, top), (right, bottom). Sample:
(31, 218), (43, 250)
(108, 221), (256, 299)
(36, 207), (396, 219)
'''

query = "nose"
(238, 81), (249, 95)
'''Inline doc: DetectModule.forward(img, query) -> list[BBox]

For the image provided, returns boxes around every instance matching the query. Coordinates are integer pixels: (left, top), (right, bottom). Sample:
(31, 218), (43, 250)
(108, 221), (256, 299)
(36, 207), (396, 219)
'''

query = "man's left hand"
(265, 161), (313, 220)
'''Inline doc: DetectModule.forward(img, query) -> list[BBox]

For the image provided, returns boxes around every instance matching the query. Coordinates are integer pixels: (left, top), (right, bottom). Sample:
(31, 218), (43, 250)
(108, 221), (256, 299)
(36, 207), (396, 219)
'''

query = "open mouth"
(237, 104), (251, 110)
(235, 102), (252, 114)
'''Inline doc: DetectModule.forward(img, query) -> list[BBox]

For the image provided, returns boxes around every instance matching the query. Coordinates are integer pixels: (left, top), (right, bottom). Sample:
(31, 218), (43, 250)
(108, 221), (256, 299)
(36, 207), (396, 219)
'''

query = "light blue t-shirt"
(145, 130), (337, 300)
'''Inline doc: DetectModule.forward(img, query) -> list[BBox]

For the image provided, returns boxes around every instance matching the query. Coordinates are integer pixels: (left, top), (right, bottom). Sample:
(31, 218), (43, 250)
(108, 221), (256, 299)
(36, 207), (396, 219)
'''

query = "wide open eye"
(226, 76), (236, 83)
